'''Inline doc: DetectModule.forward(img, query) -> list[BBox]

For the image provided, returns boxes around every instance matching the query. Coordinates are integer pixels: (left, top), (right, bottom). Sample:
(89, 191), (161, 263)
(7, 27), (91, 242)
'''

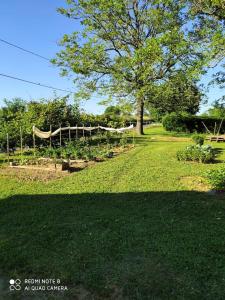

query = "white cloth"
(33, 124), (134, 139)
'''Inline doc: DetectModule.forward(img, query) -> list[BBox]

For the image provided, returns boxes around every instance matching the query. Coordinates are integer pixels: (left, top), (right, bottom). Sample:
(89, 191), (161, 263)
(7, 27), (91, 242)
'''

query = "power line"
(0, 38), (50, 61)
(0, 73), (72, 93)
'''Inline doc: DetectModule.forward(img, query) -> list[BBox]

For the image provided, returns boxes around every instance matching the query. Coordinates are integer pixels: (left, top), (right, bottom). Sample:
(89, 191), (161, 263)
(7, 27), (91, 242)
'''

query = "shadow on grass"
(0, 191), (225, 299)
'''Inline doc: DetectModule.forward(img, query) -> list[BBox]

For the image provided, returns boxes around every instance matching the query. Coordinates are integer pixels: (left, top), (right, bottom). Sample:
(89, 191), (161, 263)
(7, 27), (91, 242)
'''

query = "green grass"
(144, 125), (193, 137)
(0, 126), (225, 299)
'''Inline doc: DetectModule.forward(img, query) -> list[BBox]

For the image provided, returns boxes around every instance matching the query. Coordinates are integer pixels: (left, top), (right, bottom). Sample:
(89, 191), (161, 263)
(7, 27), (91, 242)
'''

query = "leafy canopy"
(53, 0), (221, 101)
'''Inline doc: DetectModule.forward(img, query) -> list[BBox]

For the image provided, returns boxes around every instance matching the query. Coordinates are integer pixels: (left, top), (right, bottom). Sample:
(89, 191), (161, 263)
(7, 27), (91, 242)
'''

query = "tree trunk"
(136, 99), (144, 135)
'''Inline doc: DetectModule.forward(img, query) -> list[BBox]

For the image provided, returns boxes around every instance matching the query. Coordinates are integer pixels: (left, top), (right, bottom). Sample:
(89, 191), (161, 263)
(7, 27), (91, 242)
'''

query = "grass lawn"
(0, 126), (225, 299)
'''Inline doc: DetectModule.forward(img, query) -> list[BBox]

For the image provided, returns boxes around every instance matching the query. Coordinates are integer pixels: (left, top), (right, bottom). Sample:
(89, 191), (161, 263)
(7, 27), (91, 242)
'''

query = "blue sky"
(0, 1), (224, 114)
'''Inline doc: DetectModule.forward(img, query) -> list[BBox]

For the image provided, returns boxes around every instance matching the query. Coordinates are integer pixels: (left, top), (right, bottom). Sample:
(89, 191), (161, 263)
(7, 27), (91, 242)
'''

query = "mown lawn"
(0, 126), (225, 299)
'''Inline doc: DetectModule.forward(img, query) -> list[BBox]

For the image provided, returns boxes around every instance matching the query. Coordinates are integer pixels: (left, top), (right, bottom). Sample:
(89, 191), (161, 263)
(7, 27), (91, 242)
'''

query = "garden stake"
(6, 133), (9, 164)
(76, 125), (78, 140)
(20, 126), (23, 159)
(59, 124), (62, 147)
(69, 124), (71, 142)
(33, 126), (36, 157)
(50, 125), (52, 148)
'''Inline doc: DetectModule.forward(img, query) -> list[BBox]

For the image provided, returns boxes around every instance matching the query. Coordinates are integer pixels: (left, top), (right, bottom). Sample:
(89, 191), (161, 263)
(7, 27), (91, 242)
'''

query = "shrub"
(192, 134), (204, 146)
(162, 113), (225, 133)
(206, 166), (225, 191)
(162, 113), (187, 132)
(177, 144), (215, 163)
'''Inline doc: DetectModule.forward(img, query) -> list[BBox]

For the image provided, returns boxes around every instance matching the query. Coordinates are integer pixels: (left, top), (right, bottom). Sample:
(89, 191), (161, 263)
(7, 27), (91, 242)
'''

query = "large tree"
(53, 0), (221, 134)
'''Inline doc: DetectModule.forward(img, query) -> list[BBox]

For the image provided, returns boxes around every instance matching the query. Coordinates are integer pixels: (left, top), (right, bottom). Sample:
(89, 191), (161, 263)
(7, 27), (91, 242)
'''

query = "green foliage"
(0, 96), (80, 150)
(177, 144), (215, 163)
(190, 0), (225, 21)
(163, 113), (225, 133)
(104, 106), (121, 117)
(206, 166), (225, 190)
(146, 74), (204, 119)
(119, 135), (128, 148)
(192, 134), (205, 145)
(53, 0), (220, 134)
(204, 99), (225, 118)
(162, 113), (187, 132)
(35, 135), (127, 162)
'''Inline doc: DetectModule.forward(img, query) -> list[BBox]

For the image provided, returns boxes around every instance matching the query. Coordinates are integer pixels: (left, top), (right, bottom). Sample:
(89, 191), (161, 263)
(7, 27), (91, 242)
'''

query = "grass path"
(0, 126), (225, 299)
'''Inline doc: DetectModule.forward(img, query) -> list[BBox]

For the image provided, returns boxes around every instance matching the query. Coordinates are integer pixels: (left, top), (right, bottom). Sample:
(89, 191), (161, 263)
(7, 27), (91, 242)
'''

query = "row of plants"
(13, 134), (130, 166)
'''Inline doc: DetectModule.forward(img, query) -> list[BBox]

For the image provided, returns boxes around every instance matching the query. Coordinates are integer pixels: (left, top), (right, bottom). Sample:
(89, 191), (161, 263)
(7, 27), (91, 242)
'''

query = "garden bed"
(0, 145), (133, 181)
(0, 167), (68, 182)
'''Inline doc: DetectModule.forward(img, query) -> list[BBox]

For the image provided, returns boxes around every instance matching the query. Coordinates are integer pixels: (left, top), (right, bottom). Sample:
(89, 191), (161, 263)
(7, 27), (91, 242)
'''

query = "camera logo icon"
(9, 279), (21, 291)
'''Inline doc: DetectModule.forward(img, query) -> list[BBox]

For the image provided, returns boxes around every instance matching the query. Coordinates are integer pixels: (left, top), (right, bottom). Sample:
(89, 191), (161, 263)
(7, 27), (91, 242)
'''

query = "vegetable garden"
(0, 124), (134, 179)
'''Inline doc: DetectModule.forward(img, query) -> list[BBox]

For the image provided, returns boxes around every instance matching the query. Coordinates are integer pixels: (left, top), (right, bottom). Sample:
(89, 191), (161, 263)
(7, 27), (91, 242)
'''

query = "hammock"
(33, 124), (134, 139)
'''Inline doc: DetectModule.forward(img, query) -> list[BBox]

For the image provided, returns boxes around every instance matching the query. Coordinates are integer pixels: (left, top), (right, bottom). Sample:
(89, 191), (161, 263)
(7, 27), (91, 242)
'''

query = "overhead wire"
(0, 73), (72, 93)
(0, 38), (72, 94)
(0, 38), (50, 61)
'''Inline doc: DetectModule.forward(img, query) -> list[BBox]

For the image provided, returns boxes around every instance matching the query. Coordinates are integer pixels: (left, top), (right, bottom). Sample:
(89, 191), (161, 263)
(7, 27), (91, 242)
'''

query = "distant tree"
(104, 106), (121, 117)
(53, 0), (220, 134)
(205, 99), (225, 118)
(146, 74), (204, 120)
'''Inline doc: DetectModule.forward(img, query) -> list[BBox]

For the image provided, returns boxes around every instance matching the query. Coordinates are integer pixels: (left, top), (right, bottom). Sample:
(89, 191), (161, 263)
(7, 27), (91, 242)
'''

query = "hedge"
(162, 113), (225, 133)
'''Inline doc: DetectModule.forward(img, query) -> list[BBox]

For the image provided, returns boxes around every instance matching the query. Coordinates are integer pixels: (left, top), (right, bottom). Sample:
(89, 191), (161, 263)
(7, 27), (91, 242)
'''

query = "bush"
(177, 145), (215, 163)
(206, 166), (225, 191)
(162, 113), (225, 133)
(192, 134), (204, 146)
(162, 113), (187, 132)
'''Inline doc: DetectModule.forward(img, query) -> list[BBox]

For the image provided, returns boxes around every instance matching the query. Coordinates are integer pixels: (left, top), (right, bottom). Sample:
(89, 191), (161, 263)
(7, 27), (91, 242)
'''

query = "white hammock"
(33, 124), (133, 139)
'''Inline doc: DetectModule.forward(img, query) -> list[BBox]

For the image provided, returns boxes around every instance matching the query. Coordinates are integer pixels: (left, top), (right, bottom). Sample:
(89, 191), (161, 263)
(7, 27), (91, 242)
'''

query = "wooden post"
(69, 124), (71, 142)
(83, 124), (85, 138)
(50, 125), (52, 148)
(214, 122), (217, 136)
(98, 124), (100, 135)
(216, 118), (224, 142)
(59, 124), (62, 147)
(76, 125), (78, 140)
(20, 126), (23, 157)
(6, 133), (9, 164)
(201, 121), (212, 135)
(97, 124), (100, 147)
(33, 125), (36, 157)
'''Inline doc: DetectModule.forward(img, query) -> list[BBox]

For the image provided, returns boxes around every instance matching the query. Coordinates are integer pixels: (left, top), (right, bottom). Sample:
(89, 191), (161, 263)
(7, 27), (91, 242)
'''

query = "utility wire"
(0, 73), (72, 93)
(0, 38), (50, 61)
